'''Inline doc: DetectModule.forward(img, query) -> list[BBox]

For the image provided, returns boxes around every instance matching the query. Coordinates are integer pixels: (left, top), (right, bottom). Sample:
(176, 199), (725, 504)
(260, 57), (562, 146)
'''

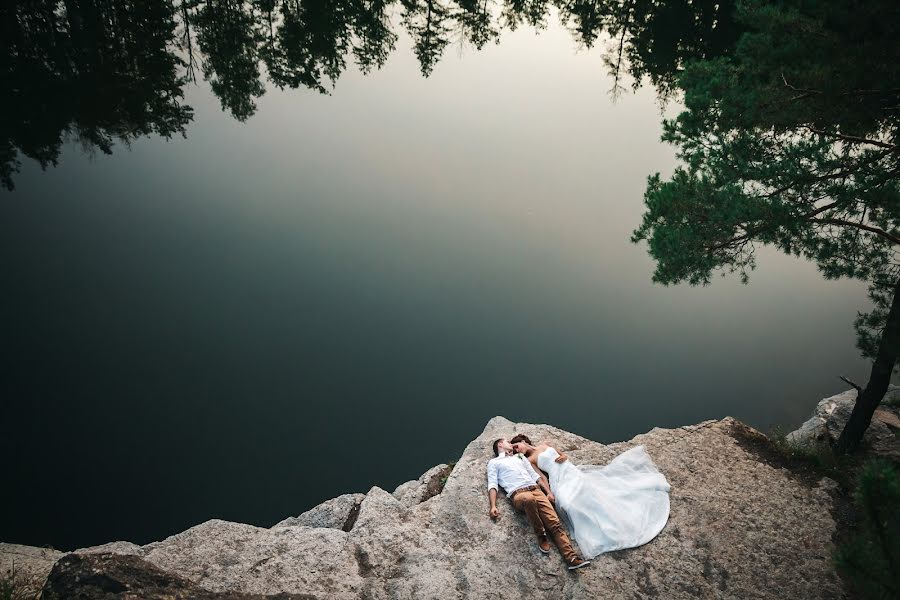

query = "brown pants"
(511, 488), (578, 562)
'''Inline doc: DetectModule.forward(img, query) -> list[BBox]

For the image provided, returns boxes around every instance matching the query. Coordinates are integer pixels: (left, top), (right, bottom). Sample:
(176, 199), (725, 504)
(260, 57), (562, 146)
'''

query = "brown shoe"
(537, 535), (551, 554)
(567, 557), (591, 571)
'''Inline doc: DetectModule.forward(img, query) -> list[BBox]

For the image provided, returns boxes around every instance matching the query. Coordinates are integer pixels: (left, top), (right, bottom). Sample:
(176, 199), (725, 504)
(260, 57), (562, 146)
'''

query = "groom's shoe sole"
(567, 559), (591, 571)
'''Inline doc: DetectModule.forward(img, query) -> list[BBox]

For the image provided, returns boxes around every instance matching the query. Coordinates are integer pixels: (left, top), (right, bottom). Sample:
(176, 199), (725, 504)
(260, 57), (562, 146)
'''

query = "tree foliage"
(632, 0), (900, 350)
(631, 0), (900, 451)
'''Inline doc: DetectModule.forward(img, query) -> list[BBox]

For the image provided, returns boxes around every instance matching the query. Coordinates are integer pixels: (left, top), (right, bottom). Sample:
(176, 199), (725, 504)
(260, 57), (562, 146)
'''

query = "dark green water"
(1, 0), (872, 550)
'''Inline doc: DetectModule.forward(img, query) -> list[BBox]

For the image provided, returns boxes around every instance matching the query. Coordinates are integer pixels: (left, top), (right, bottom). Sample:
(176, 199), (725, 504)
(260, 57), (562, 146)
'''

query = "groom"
(487, 437), (591, 570)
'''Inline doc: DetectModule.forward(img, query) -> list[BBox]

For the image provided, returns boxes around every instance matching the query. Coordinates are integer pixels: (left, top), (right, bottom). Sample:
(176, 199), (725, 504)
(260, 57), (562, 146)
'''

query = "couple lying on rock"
(487, 434), (670, 571)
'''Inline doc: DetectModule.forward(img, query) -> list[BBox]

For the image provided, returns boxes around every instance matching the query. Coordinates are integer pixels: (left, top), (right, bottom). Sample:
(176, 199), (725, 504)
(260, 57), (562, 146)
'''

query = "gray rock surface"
(42, 552), (314, 600)
(787, 385), (900, 459)
(273, 493), (365, 530)
(7, 416), (848, 599)
(392, 463), (453, 508)
(75, 540), (144, 556)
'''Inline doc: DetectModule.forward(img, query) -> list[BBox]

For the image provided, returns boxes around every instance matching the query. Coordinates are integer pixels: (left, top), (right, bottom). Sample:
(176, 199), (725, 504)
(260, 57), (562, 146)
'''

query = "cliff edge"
(3, 416), (847, 599)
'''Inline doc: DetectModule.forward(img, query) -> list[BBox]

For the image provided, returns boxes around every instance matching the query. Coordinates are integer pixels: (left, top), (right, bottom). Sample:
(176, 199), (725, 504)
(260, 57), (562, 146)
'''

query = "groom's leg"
(532, 492), (578, 563)
(511, 491), (545, 538)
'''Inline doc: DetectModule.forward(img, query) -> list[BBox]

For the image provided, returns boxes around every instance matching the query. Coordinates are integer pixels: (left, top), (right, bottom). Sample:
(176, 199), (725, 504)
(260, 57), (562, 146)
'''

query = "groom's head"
(492, 438), (513, 456)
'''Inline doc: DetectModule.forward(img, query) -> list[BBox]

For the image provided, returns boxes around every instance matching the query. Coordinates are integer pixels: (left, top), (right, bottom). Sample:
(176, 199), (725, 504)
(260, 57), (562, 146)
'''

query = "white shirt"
(487, 453), (541, 495)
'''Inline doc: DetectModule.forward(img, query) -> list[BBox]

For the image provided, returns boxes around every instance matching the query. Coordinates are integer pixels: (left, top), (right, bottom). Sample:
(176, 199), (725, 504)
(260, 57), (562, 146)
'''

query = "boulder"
(11, 416), (848, 599)
(787, 385), (900, 459)
(42, 552), (314, 599)
(392, 463), (453, 508)
(75, 541), (144, 556)
(272, 493), (365, 530)
(874, 408), (900, 429)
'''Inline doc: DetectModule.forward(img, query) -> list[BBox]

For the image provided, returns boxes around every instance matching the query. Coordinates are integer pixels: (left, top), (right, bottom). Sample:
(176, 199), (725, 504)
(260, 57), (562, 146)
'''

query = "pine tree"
(632, 0), (900, 453)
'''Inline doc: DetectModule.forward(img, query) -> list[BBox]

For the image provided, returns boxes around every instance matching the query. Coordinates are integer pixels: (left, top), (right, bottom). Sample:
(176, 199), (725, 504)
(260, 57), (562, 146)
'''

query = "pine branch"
(839, 375), (863, 395)
(781, 73), (822, 95)
(806, 127), (898, 151)
(810, 218), (900, 245)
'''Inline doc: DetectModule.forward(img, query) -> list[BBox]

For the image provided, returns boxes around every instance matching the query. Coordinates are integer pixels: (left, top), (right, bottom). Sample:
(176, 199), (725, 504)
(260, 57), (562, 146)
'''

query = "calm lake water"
(2, 2), (873, 550)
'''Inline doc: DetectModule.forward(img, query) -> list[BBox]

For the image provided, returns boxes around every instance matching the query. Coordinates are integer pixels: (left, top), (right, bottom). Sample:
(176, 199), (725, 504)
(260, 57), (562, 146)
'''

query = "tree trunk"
(835, 276), (900, 454)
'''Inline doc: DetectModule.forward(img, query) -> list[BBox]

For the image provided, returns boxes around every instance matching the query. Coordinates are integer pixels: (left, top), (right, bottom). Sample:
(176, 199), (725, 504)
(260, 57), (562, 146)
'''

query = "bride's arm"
(541, 441), (568, 464)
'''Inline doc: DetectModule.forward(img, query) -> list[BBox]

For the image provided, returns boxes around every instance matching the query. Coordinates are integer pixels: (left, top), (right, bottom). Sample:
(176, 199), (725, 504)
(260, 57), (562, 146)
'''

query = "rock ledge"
(4, 416), (847, 599)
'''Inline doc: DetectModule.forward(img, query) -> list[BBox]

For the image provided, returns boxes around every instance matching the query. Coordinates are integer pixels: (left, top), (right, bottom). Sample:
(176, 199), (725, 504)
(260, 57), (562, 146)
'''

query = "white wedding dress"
(537, 445), (670, 558)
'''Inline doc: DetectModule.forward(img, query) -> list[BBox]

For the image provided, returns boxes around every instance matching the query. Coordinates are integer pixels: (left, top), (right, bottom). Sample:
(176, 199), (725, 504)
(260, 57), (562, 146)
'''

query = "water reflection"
(1, 1), (192, 190)
(3, 0), (879, 551)
(1, 0), (739, 190)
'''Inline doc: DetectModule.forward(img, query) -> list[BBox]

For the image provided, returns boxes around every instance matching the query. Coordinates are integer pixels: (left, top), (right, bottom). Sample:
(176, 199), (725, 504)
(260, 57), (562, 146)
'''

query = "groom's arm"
(487, 461), (501, 519)
(536, 474), (555, 504)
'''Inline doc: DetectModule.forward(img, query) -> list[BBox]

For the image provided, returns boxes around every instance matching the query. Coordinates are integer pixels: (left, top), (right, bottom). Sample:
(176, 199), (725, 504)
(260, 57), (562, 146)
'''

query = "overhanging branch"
(810, 218), (900, 245)
(806, 127), (898, 151)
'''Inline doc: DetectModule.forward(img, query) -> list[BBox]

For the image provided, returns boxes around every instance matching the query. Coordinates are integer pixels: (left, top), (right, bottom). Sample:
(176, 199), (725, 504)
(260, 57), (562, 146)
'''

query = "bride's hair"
(510, 434), (532, 445)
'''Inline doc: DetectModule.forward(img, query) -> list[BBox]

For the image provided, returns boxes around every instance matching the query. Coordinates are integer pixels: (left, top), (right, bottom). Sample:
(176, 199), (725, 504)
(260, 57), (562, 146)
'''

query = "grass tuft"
(768, 425), (849, 483)
(0, 563), (43, 600)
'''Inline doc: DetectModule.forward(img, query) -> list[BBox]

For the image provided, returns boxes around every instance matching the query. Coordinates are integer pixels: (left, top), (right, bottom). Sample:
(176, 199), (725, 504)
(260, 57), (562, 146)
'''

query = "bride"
(510, 434), (670, 558)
